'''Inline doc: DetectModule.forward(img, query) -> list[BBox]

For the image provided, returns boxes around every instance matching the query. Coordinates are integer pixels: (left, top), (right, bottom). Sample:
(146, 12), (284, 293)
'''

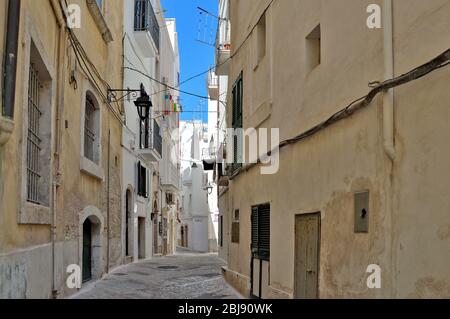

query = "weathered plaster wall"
(0, 0), (124, 298)
(222, 0), (450, 298)
(392, 0), (450, 298)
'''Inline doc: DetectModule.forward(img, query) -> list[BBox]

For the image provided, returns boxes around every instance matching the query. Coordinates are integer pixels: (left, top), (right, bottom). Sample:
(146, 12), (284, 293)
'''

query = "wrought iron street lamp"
(107, 83), (152, 121)
(134, 85), (152, 121)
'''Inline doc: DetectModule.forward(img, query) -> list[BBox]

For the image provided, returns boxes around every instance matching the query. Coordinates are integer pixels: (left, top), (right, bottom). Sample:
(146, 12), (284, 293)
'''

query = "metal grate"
(26, 64), (42, 204)
(153, 120), (162, 156)
(134, 0), (160, 50)
(84, 95), (96, 162)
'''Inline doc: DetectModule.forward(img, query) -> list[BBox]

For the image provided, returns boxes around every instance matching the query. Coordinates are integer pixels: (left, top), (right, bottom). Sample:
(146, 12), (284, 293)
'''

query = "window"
(84, 94), (98, 163)
(251, 203), (270, 261)
(256, 13), (266, 64)
(166, 192), (174, 205)
(80, 90), (103, 180)
(306, 24), (321, 72)
(26, 64), (42, 204)
(134, 0), (160, 50)
(232, 72), (243, 172)
(139, 117), (150, 149)
(25, 41), (52, 207)
(231, 209), (240, 243)
(137, 161), (148, 198)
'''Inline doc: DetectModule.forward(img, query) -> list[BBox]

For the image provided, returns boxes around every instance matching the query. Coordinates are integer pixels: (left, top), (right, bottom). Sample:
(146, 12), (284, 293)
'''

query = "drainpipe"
(49, 0), (65, 299)
(383, 0), (396, 161)
(0, 0), (21, 145)
(106, 129), (111, 273)
(2, 0), (20, 119)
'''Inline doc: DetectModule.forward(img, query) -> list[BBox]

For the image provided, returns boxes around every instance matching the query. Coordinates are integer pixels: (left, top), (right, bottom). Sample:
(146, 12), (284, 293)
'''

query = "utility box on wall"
(354, 191), (369, 233)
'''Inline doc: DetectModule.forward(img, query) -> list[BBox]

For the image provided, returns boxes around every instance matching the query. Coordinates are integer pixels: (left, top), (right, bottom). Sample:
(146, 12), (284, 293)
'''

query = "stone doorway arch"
(79, 206), (104, 283)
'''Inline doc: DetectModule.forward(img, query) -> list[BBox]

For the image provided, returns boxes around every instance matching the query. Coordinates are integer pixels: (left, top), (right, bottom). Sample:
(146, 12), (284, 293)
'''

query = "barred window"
(84, 93), (99, 163)
(26, 64), (42, 204)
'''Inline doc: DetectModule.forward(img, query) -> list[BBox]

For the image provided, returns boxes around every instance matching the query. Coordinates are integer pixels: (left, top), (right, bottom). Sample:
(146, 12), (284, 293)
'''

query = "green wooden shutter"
(232, 73), (243, 172)
(137, 161), (141, 195)
(258, 204), (270, 261)
(251, 206), (259, 253)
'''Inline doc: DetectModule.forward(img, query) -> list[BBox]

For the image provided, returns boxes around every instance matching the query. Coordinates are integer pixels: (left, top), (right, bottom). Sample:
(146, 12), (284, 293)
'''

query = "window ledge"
(0, 116), (14, 146)
(19, 201), (51, 225)
(86, 0), (113, 43)
(80, 156), (104, 181)
(251, 101), (272, 129)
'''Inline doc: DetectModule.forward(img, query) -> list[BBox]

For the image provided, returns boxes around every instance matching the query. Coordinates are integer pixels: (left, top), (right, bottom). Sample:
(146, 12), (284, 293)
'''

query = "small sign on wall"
(355, 191), (369, 233)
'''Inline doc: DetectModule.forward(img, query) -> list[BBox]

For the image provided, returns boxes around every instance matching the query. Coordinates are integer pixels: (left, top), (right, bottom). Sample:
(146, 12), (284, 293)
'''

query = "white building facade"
(121, 0), (180, 261)
(214, 0), (230, 262)
(178, 121), (217, 252)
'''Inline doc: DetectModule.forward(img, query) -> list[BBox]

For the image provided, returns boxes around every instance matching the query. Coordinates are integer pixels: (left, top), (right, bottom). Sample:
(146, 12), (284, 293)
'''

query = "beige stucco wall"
(221, 0), (450, 298)
(0, 0), (124, 298)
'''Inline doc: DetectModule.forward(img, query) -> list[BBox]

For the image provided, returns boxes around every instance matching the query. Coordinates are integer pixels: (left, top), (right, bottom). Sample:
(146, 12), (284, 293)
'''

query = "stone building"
(0, 0), (124, 298)
(218, 0), (450, 298)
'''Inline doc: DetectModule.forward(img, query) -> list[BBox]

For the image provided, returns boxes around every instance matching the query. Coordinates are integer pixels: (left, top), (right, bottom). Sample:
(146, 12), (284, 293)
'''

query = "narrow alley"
(72, 248), (241, 299)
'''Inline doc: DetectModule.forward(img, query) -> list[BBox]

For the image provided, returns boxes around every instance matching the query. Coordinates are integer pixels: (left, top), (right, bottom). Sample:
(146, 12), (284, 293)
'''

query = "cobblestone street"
(72, 248), (241, 299)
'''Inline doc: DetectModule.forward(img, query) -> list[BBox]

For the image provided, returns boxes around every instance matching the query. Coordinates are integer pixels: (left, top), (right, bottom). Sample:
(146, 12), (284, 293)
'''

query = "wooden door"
(295, 213), (320, 299)
(82, 219), (92, 282)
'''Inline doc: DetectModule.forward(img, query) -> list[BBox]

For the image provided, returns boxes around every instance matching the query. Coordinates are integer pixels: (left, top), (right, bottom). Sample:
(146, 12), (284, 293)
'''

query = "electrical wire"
(230, 47), (450, 178)
(179, 0), (276, 86)
(124, 66), (228, 105)
(61, 0), (124, 124)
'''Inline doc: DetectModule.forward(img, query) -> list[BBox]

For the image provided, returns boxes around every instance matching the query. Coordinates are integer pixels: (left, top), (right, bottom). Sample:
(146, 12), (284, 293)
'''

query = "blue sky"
(161, 0), (218, 123)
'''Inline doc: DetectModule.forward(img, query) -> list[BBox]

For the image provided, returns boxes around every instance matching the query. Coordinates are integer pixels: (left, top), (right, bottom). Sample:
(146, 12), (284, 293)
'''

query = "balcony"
(138, 119), (162, 162)
(162, 162), (181, 191)
(215, 18), (231, 76)
(202, 146), (216, 159)
(134, 0), (160, 57)
(207, 70), (219, 100)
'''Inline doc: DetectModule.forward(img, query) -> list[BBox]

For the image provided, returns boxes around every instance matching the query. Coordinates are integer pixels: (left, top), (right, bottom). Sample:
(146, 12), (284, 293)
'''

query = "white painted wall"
(178, 121), (213, 252)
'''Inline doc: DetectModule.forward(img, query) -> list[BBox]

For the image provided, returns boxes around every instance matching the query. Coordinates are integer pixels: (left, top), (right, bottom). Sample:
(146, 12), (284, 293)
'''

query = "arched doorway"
(79, 208), (103, 283)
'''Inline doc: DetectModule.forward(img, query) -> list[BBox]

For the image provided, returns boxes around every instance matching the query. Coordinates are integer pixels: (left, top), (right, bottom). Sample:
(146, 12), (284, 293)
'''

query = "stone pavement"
(72, 247), (242, 299)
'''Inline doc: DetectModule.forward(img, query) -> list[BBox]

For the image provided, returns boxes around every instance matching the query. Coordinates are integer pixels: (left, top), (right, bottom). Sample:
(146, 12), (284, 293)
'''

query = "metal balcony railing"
(207, 69), (218, 87)
(216, 15), (231, 49)
(134, 0), (160, 50)
(202, 146), (216, 159)
(153, 120), (162, 156)
(140, 119), (161, 154)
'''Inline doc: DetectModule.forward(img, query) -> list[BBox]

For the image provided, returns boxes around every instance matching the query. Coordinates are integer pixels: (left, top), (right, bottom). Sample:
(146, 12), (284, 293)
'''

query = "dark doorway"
(153, 200), (158, 255)
(138, 217), (146, 259)
(125, 190), (131, 257)
(82, 219), (92, 282)
(294, 213), (321, 299)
